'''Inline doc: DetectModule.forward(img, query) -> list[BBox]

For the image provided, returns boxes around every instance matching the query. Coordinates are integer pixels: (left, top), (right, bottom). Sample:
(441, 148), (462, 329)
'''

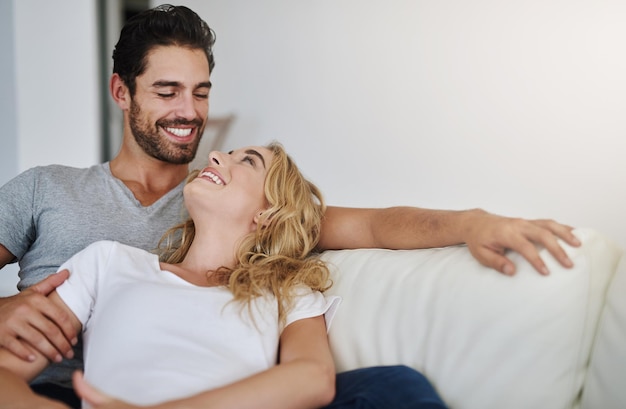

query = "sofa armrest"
(322, 228), (623, 409)
(582, 251), (626, 409)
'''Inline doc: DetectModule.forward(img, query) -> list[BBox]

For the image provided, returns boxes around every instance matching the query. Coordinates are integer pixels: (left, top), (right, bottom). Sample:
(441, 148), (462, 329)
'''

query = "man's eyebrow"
(152, 80), (181, 88)
(151, 80), (212, 89)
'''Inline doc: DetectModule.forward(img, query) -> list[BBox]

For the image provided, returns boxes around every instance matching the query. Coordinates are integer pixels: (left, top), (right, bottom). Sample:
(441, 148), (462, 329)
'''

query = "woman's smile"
(198, 168), (225, 185)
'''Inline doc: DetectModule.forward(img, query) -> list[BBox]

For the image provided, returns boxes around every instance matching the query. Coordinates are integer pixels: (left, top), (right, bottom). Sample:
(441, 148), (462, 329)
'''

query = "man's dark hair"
(112, 4), (216, 96)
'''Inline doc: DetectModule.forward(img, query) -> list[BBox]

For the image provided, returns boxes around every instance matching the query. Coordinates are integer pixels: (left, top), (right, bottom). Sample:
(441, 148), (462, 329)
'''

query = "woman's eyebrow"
(228, 150), (266, 168)
(245, 149), (266, 168)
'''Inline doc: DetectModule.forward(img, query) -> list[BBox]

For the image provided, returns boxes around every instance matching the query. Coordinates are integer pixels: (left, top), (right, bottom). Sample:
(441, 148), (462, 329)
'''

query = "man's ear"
(110, 73), (131, 110)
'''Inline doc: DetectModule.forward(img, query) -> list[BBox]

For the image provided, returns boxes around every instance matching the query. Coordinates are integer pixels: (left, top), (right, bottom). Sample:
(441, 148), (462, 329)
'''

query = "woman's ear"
(253, 209), (270, 228)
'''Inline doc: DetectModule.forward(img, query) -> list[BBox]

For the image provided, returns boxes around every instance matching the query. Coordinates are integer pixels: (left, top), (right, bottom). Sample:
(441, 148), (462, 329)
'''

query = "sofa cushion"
(322, 228), (621, 409)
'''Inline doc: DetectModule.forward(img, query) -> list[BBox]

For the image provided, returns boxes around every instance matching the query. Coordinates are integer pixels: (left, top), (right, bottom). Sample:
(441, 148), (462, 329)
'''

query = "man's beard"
(129, 100), (205, 165)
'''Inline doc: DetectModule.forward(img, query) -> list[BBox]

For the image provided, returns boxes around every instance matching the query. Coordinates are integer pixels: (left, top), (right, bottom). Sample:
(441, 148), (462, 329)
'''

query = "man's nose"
(174, 93), (196, 119)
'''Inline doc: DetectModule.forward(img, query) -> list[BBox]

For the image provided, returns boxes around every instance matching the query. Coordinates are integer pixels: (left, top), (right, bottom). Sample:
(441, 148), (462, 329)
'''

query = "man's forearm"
(367, 206), (486, 249)
(319, 205), (578, 275)
(319, 205), (484, 250)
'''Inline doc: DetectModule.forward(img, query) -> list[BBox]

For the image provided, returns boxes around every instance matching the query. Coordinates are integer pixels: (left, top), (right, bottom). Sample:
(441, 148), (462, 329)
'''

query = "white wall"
(0, 0), (100, 295)
(2, 0), (624, 295)
(14, 0), (101, 170)
(0, 1), (18, 184)
(0, 0), (19, 296)
(173, 0), (626, 249)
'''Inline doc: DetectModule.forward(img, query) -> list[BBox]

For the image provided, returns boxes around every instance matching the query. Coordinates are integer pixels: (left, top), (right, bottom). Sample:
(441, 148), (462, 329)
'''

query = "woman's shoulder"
(79, 240), (152, 260)
(284, 285), (341, 328)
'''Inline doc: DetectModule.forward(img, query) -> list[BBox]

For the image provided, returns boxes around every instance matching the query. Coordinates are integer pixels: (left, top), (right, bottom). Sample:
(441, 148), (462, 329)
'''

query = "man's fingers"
(30, 270), (70, 296)
(535, 233), (574, 269)
(36, 311), (77, 359)
(0, 315), (63, 362)
(0, 292), (77, 361)
(26, 284), (78, 348)
(505, 233), (552, 275)
(471, 246), (516, 276)
(465, 214), (580, 276)
(524, 223), (576, 270)
(0, 334), (37, 362)
(2, 311), (71, 362)
(37, 299), (78, 351)
(25, 316), (75, 361)
(534, 220), (581, 248)
(474, 235), (549, 276)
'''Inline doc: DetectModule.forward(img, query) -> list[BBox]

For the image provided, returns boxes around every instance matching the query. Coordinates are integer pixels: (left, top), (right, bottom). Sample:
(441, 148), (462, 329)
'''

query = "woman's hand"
(73, 371), (139, 409)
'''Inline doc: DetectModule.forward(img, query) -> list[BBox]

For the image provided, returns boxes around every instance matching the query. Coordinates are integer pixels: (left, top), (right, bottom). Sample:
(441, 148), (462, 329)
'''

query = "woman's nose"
(208, 151), (224, 166)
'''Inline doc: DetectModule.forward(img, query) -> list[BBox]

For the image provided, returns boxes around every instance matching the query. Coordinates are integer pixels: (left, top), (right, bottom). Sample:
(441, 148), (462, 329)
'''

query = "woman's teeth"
(200, 171), (224, 185)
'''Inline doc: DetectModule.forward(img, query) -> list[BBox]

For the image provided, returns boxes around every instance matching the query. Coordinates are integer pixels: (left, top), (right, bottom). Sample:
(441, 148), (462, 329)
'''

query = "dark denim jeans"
(32, 365), (447, 409)
(31, 382), (81, 408)
(325, 365), (448, 409)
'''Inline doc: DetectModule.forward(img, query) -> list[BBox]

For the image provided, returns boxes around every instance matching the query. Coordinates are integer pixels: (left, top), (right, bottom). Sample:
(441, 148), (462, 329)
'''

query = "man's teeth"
(165, 127), (192, 137)
(200, 171), (224, 185)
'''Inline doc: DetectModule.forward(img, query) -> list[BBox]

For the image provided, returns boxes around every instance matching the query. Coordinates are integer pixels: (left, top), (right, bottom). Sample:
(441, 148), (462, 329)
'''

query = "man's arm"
(0, 251), (77, 363)
(75, 316), (336, 409)
(0, 244), (16, 269)
(318, 206), (581, 276)
(0, 290), (80, 408)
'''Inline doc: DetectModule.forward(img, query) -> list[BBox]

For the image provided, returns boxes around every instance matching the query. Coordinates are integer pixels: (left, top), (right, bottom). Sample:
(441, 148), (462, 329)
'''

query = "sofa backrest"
(322, 228), (623, 409)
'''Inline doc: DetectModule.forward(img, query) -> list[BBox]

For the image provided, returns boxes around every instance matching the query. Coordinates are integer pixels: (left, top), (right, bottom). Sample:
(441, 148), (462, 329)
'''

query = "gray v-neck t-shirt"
(0, 162), (186, 387)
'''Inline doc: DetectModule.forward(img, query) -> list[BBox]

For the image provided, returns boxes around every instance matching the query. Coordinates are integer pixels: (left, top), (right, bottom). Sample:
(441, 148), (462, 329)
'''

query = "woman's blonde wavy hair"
(157, 142), (331, 324)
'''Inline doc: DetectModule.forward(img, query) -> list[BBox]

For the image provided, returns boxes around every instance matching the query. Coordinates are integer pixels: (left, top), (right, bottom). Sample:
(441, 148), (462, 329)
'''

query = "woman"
(0, 143), (340, 408)
(0, 142), (446, 409)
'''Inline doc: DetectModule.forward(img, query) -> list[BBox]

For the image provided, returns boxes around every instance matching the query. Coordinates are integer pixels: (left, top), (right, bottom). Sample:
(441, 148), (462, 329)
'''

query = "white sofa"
(321, 228), (625, 409)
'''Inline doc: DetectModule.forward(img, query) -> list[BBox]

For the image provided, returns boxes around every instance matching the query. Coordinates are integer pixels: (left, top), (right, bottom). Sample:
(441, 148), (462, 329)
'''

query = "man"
(0, 4), (578, 408)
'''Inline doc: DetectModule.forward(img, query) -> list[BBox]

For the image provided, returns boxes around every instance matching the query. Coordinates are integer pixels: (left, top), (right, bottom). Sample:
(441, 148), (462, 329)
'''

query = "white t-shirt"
(0, 163), (186, 387)
(56, 241), (340, 406)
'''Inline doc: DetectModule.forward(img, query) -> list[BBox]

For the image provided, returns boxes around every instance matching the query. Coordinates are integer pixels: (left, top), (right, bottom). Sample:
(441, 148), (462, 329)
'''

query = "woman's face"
(184, 146), (274, 231)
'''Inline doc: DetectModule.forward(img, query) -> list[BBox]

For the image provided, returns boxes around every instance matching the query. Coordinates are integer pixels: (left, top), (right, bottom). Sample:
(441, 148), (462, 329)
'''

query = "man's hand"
(464, 211), (581, 276)
(0, 270), (77, 362)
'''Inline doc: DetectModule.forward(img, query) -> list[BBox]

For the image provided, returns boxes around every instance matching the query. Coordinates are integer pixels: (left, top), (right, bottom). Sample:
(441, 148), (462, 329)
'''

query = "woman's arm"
(0, 367), (72, 409)
(0, 290), (81, 406)
(318, 206), (580, 275)
(76, 316), (336, 409)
